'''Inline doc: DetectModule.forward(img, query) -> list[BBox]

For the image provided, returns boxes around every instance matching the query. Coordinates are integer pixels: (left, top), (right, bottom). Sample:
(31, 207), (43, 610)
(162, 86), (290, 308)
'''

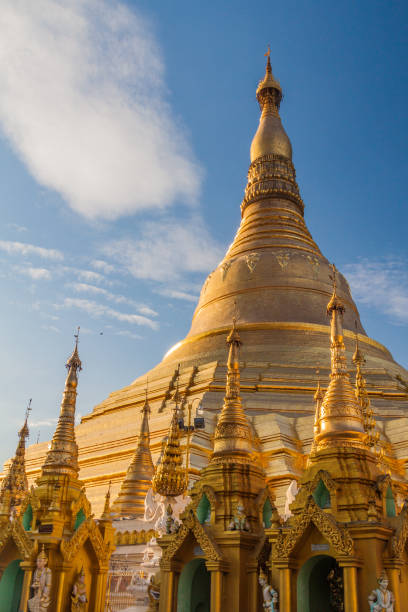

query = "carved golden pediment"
(0, 520), (35, 560)
(60, 518), (111, 565)
(161, 509), (223, 563)
(273, 497), (353, 561)
(71, 488), (92, 520)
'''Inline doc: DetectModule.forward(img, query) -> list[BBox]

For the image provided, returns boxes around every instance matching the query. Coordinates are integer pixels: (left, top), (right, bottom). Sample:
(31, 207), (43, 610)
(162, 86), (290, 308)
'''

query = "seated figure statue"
(368, 571), (395, 612)
(259, 569), (278, 611)
(228, 502), (250, 532)
(165, 504), (180, 534)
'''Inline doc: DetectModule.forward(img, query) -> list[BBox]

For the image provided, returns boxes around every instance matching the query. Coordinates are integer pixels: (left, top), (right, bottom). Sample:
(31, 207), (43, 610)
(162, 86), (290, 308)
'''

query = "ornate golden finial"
(314, 267), (366, 450)
(255, 48), (282, 112)
(101, 482), (112, 520)
(0, 402), (31, 512)
(311, 367), (324, 453)
(41, 334), (82, 478)
(353, 325), (379, 449)
(38, 544), (48, 562)
(211, 314), (253, 463)
(113, 382), (155, 516)
(152, 383), (187, 498)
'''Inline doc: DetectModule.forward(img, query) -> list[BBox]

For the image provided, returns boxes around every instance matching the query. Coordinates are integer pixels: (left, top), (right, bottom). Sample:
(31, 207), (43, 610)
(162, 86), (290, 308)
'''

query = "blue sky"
(0, 0), (407, 465)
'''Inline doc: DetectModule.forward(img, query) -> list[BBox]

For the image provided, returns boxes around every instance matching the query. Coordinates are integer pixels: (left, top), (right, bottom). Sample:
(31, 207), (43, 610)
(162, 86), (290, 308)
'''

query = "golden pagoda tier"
(21, 56), (408, 518)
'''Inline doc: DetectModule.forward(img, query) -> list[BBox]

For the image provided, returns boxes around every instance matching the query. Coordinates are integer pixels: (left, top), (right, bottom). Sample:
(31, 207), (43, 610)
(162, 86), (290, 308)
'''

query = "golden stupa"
(22, 54), (408, 518)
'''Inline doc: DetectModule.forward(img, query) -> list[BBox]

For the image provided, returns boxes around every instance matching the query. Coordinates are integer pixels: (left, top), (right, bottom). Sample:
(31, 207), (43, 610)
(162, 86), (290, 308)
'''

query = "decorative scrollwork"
(0, 519), (35, 560)
(60, 518), (110, 565)
(273, 497), (353, 561)
(161, 509), (223, 563)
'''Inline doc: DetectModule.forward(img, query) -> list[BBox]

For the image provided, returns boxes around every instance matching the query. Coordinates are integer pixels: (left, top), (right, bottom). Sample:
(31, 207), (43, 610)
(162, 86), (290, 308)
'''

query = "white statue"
(284, 480), (298, 521)
(144, 488), (189, 535)
(259, 569), (278, 611)
(28, 546), (52, 611)
(228, 502), (250, 531)
(368, 571), (394, 611)
(144, 488), (163, 523)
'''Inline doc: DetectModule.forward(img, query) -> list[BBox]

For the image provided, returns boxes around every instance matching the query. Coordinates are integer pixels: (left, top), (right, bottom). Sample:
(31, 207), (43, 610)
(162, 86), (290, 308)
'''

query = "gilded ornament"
(276, 252), (290, 269)
(273, 497), (353, 560)
(221, 261), (232, 281)
(245, 252), (260, 274)
(71, 567), (88, 611)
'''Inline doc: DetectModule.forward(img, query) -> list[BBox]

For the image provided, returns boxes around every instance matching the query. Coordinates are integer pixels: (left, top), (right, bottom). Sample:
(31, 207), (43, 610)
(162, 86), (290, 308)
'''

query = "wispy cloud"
(157, 288), (199, 303)
(7, 223), (27, 232)
(0, 240), (63, 260)
(104, 216), (223, 282)
(0, 1), (201, 219)
(344, 257), (408, 324)
(17, 266), (52, 280)
(61, 297), (158, 330)
(30, 418), (58, 428)
(68, 282), (158, 315)
(91, 259), (115, 274)
(41, 324), (60, 333)
(115, 329), (143, 340)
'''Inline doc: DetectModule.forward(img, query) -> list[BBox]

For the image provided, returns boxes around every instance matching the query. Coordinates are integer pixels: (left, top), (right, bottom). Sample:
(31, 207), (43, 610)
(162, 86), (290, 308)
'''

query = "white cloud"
(68, 281), (158, 315)
(104, 216), (223, 282)
(91, 259), (115, 274)
(0, 1), (201, 219)
(157, 288), (199, 303)
(14, 266), (52, 280)
(61, 297), (158, 330)
(41, 324), (60, 333)
(116, 330), (142, 340)
(344, 257), (408, 324)
(30, 418), (58, 428)
(0, 240), (63, 260)
(74, 269), (105, 284)
(7, 223), (27, 232)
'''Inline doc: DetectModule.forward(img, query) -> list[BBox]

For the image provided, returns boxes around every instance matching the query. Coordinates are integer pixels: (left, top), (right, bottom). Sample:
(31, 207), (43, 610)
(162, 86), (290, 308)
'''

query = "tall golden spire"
(315, 266), (366, 451)
(240, 50), (304, 221)
(249, 48), (292, 164)
(0, 400), (31, 512)
(41, 330), (82, 478)
(211, 316), (253, 463)
(113, 386), (155, 516)
(152, 386), (187, 498)
(312, 371), (324, 446)
(353, 331), (378, 448)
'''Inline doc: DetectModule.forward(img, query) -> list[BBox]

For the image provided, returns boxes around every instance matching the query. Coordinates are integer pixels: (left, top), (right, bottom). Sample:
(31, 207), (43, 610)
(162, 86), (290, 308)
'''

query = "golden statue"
(28, 545), (52, 612)
(71, 566), (88, 611)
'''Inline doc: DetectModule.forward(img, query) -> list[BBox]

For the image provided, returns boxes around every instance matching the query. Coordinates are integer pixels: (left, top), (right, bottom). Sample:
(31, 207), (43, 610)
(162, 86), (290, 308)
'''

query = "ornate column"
(274, 563), (292, 612)
(55, 566), (69, 612)
(159, 560), (181, 612)
(94, 567), (110, 612)
(206, 560), (229, 612)
(18, 561), (35, 612)
(384, 563), (402, 612)
(338, 558), (360, 612)
(246, 559), (259, 612)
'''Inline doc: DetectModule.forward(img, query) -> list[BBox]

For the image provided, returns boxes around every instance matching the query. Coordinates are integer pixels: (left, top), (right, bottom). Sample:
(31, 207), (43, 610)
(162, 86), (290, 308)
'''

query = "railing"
(105, 569), (149, 612)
